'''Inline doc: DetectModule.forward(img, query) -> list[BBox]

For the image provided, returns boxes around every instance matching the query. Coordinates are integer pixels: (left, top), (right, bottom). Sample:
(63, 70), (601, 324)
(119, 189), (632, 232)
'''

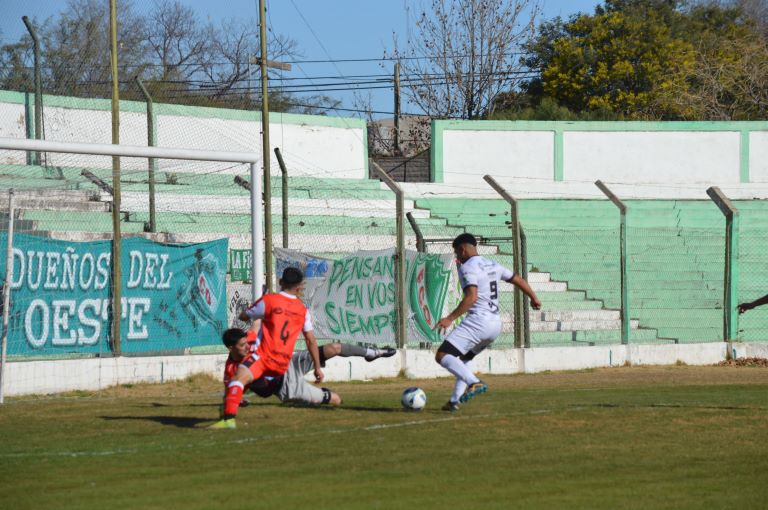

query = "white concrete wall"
(564, 131), (741, 183)
(2, 342), (745, 397)
(751, 131), (768, 183)
(0, 100), (367, 179)
(443, 130), (554, 182)
(436, 122), (768, 197)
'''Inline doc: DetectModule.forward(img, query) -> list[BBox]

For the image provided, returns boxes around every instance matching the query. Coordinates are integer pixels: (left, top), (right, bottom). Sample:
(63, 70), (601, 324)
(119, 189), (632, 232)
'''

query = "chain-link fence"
(737, 200), (768, 342)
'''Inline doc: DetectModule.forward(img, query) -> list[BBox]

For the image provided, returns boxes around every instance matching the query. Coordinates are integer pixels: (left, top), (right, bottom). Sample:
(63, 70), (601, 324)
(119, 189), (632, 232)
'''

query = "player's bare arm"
(436, 285), (478, 330)
(303, 329), (324, 383)
(507, 274), (542, 310)
(739, 293), (768, 314)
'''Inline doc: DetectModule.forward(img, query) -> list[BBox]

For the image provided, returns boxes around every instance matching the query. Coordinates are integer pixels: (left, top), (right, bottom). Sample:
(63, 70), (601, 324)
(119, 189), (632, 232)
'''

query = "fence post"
(274, 148), (289, 249)
(706, 187), (740, 341)
(372, 161), (407, 349)
(135, 77), (157, 233)
(0, 190), (15, 404)
(483, 175), (526, 349)
(22, 17), (42, 166)
(406, 212), (426, 253)
(595, 180), (630, 344)
(521, 228), (531, 348)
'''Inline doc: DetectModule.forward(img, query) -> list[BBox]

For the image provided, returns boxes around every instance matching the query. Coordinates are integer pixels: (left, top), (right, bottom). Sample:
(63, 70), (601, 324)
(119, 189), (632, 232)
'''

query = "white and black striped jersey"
(457, 256), (514, 318)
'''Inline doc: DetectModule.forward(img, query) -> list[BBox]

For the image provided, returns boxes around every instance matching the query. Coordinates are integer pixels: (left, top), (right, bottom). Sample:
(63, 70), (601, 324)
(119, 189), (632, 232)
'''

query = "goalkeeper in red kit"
(209, 267), (321, 429)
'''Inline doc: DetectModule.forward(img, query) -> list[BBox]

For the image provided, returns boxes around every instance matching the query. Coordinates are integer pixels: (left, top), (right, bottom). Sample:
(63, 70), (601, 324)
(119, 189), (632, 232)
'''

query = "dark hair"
(452, 233), (477, 248)
(222, 328), (247, 347)
(280, 267), (304, 288)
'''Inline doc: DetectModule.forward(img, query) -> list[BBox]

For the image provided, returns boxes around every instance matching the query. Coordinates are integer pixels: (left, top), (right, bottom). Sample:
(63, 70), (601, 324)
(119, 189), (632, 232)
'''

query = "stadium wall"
(432, 120), (768, 186)
(0, 90), (368, 178)
(5, 342), (760, 397)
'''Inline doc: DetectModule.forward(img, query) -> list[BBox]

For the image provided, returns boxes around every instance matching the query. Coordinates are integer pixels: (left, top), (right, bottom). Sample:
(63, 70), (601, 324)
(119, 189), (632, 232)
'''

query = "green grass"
(1, 367), (768, 509)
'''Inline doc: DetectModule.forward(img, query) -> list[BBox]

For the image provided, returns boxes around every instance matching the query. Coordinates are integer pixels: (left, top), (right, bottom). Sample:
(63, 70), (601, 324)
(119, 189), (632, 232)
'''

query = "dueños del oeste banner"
(274, 248), (460, 344)
(0, 234), (228, 355)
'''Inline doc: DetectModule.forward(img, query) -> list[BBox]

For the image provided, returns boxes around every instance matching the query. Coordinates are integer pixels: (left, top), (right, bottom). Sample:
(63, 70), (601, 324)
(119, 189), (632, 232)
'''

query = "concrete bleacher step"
(119, 192), (433, 218)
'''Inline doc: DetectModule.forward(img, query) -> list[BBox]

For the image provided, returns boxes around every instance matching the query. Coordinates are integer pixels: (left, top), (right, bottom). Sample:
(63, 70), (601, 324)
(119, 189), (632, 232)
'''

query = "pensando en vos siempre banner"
(0, 234), (228, 355)
(274, 248), (460, 344)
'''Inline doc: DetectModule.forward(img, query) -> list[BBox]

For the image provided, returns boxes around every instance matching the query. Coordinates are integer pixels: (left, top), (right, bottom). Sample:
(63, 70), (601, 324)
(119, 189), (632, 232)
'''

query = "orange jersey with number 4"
(256, 293), (308, 373)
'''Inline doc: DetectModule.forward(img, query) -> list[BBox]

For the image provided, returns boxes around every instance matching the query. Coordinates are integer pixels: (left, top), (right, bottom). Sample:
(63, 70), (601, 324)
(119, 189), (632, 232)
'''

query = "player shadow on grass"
(101, 415), (210, 428)
(255, 401), (400, 413)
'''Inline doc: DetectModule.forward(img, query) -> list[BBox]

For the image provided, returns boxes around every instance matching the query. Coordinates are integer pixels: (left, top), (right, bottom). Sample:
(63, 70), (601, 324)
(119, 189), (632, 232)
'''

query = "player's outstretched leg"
(331, 343), (397, 361)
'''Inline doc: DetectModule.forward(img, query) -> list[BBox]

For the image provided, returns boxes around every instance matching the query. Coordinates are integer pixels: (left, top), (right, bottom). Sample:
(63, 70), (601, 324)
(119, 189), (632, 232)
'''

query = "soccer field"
(1, 366), (767, 510)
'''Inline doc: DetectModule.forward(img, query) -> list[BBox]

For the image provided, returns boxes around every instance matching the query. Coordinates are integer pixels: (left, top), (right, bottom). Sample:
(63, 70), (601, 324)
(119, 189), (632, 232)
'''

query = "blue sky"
(1, 1), (602, 117)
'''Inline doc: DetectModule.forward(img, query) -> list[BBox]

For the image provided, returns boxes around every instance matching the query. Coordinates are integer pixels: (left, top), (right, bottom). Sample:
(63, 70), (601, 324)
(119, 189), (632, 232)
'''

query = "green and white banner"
(0, 234), (228, 355)
(275, 248), (459, 344)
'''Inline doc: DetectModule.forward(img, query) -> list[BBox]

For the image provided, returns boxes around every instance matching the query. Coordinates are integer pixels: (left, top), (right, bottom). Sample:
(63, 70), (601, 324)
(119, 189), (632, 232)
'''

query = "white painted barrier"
(2, 342), (749, 397)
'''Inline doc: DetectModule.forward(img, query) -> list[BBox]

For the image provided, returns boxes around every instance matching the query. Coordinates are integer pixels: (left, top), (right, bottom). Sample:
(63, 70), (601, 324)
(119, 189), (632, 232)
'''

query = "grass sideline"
(1, 366), (767, 509)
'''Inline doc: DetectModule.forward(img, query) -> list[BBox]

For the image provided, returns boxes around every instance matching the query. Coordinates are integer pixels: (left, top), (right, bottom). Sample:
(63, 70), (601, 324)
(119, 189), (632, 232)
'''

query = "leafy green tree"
(513, 0), (765, 120)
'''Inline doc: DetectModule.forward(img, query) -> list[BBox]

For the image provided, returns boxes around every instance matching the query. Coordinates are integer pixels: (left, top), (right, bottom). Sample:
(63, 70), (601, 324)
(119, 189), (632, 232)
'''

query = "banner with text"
(0, 234), (228, 355)
(275, 248), (458, 344)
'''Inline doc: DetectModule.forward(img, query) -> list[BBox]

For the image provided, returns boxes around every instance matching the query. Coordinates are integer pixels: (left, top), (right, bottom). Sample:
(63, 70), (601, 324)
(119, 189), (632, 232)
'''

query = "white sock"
(450, 360), (474, 402)
(365, 347), (377, 358)
(439, 354), (480, 387)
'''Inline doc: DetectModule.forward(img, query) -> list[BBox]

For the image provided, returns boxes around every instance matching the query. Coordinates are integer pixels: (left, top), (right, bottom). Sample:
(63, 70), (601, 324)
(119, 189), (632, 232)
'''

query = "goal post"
(0, 137), (264, 299)
(0, 137), (265, 398)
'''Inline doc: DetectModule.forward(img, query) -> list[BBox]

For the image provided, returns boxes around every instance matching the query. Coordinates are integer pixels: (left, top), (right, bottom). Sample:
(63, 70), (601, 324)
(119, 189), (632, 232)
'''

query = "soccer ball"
(401, 387), (427, 411)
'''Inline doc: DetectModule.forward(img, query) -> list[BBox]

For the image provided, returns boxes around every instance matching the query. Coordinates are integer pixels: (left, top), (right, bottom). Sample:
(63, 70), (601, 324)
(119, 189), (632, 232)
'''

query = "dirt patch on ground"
(717, 357), (768, 367)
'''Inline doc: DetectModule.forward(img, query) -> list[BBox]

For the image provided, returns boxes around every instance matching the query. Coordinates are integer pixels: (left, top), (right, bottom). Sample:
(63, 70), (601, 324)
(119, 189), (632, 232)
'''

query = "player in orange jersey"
(210, 267), (321, 429)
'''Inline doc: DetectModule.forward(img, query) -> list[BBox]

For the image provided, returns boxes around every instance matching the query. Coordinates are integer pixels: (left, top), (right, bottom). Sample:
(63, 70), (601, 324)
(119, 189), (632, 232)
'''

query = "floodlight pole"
(595, 180), (630, 344)
(109, 0), (122, 355)
(483, 175), (528, 348)
(256, 0), (292, 291)
(706, 187), (740, 341)
(372, 162), (407, 349)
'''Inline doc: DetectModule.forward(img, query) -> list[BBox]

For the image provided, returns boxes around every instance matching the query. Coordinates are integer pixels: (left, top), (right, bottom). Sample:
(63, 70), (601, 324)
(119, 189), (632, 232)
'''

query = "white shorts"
(445, 314), (502, 356)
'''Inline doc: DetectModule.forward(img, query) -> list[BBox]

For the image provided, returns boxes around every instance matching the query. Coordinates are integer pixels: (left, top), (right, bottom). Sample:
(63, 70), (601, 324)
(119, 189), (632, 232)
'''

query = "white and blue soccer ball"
(401, 387), (427, 411)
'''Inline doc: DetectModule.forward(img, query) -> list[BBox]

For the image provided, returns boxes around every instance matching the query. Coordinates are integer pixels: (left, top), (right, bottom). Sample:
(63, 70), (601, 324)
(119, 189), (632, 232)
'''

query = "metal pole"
(0, 190), (15, 404)
(521, 228), (531, 348)
(274, 148), (289, 249)
(706, 187), (740, 341)
(595, 180), (630, 344)
(406, 212), (426, 253)
(394, 61), (401, 155)
(109, 0), (122, 355)
(372, 161), (407, 349)
(258, 0), (273, 292)
(22, 16), (42, 166)
(135, 77), (156, 233)
(250, 163), (264, 302)
(483, 175), (525, 349)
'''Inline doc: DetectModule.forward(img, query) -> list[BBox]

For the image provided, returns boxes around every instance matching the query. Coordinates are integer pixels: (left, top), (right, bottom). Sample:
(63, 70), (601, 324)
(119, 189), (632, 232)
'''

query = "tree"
(667, 30), (768, 119)
(43, 0), (149, 98)
(521, 2), (696, 119)
(518, 0), (765, 120)
(0, 0), (332, 114)
(387, 0), (540, 119)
